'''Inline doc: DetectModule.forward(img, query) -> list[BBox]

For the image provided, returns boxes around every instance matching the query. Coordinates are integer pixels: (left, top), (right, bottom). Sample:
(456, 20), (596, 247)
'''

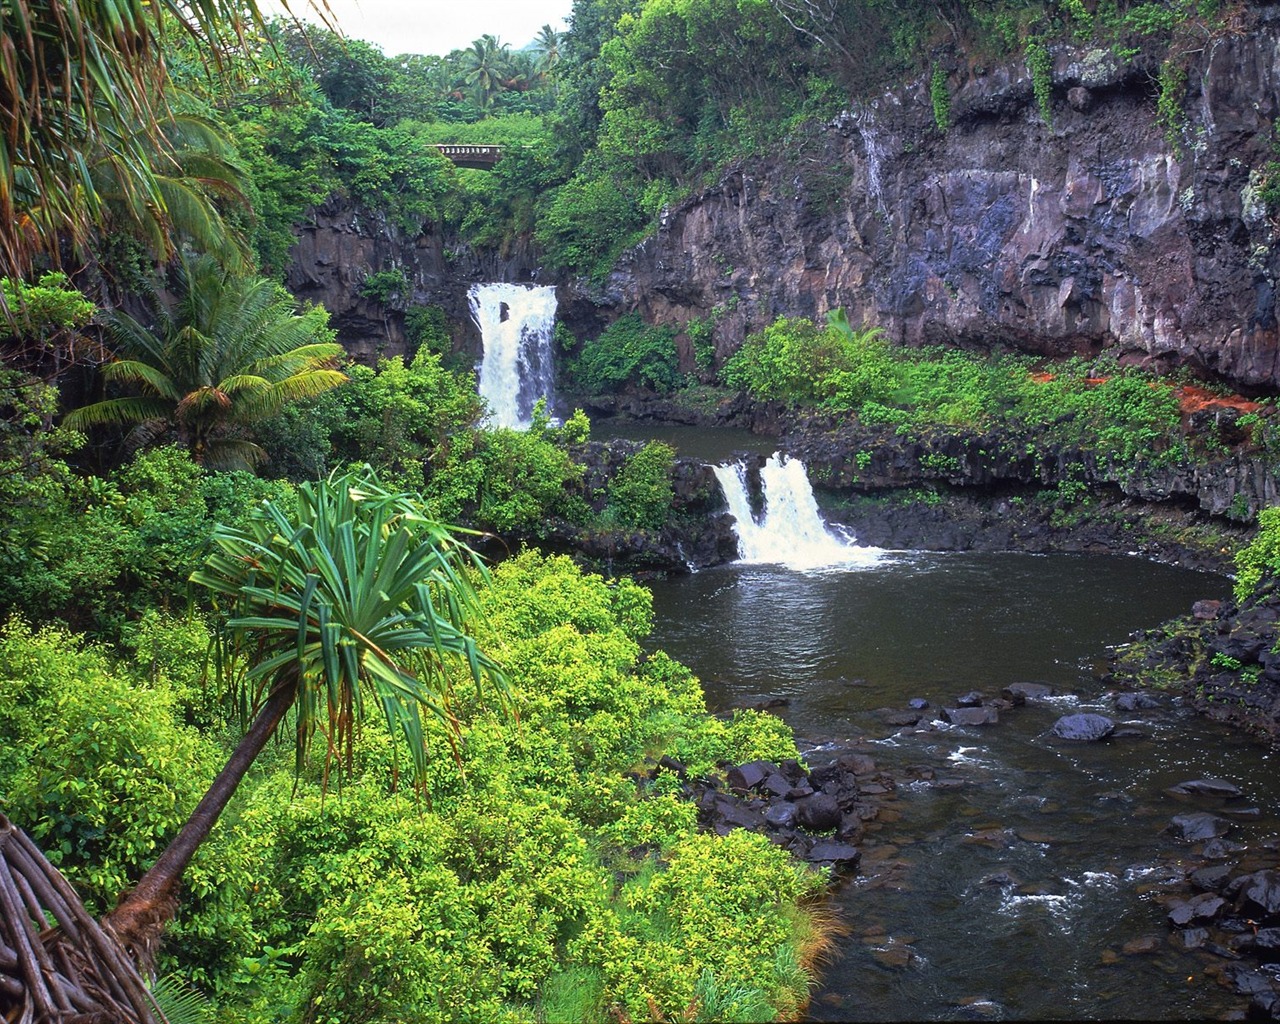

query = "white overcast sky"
(280, 1), (575, 56)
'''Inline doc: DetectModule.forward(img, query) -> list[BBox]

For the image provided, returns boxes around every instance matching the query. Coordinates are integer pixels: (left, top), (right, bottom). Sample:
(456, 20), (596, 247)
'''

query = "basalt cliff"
(594, 7), (1280, 389)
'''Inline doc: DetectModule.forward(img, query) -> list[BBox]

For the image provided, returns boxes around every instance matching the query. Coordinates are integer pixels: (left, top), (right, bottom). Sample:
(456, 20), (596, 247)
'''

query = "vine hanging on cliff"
(1156, 58), (1190, 155)
(1025, 38), (1053, 127)
(930, 63), (951, 132)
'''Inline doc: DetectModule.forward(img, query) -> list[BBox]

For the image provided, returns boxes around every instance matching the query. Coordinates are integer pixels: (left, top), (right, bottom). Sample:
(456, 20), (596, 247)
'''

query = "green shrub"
(1234, 506), (1280, 602)
(0, 619), (217, 914)
(568, 314), (682, 395)
(607, 442), (676, 530)
(722, 315), (899, 410)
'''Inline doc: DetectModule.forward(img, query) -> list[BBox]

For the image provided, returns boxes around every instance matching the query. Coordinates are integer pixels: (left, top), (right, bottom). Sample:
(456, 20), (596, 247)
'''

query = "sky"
(284, 0), (575, 56)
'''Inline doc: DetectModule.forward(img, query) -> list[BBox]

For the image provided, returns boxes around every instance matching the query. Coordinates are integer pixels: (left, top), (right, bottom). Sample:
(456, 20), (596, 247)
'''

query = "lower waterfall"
(713, 454), (883, 570)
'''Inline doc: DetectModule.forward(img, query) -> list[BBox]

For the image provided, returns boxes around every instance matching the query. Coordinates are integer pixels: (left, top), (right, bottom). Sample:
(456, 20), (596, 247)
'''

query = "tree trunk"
(102, 682), (295, 966)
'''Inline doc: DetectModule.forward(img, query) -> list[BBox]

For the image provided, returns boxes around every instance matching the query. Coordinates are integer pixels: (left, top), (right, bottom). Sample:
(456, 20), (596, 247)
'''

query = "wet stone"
(882, 709), (924, 727)
(1168, 778), (1244, 800)
(1111, 727), (1146, 740)
(761, 773), (791, 798)
(908, 697), (931, 710)
(764, 803), (796, 829)
(1168, 893), (1226, 926)
(1190, 864), (1234, 892)
(1003, 681), (1055, 703)
(1193, 599), (1223, 620)
(1166, 812), (1233, 842)
(1203, 838), (1249, 858)
(795, 792), (842, 831)
(1180, 927), (1210, 949)
(1051, 713), (1115, 741)
(955, 690), (985, 707)
(1116, 692), (1162, 711)
(807, 840), (861, 868)
(1121, 935), (1162, 955)
(1223, 806), (1263, 821)
(727, 760), (776, 794)
(1254, 928), (1280, 950)
(1236, 870), (1280, 915)
(944, 706), (1000, 726)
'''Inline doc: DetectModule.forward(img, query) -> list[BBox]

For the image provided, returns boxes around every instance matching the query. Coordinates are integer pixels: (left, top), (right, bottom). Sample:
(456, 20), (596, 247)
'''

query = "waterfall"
(854, 109), (888, 217)
(470, 282), (558, 429)
(713, 454), (883, 570)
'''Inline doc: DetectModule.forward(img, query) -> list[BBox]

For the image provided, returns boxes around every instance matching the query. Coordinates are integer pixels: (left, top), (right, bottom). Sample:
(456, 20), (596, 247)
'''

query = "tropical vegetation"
(0, 0), (1271, 1021)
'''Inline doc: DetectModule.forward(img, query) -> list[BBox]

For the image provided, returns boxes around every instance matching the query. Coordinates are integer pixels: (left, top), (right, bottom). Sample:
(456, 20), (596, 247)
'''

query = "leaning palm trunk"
(101, 683), (296, 963)
(0, 815), (165, 1024)
(106, 467), (506, 968)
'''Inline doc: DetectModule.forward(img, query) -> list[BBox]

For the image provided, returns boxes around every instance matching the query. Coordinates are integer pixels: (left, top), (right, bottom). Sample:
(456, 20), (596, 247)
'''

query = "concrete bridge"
(434, 144), (502, 169)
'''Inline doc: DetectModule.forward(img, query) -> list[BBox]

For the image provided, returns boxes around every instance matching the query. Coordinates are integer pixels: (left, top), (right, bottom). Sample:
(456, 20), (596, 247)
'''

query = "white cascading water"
(470, 282), (558, 429)
(713, 453), (883, 570)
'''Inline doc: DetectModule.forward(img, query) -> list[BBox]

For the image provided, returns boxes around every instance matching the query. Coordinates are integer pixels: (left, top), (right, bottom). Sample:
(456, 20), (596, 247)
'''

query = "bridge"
(434, 144), (502, 169)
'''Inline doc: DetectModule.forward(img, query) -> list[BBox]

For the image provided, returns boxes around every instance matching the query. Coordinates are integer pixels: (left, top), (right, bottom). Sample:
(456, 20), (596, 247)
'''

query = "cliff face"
(284, 199), (546, 364)
(608, 8), (1280, 388)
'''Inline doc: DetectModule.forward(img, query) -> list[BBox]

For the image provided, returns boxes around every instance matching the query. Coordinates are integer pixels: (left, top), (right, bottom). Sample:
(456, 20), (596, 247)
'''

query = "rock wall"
(609, 6), (1280, 389)
(285, 198), (546, 364)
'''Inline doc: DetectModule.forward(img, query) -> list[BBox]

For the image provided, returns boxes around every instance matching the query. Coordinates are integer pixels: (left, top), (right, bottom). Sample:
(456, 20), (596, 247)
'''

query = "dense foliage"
(724, 312), (1190, 472)
(0, 541), (826, 1021)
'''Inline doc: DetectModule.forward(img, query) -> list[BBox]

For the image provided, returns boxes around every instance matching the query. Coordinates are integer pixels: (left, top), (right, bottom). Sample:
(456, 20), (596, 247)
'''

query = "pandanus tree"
(103, 465), (508, 959)
(64, 254), (348, 470)
(0, 0), (334, 282)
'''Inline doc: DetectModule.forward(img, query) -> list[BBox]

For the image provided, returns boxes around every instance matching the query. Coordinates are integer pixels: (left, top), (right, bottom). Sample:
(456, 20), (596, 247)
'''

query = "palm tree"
(462, 34), (510, 110)
(103, 466), (508, 957)
(64, 254), (347, 469)
(92, 112), (255, 274)
(533, 24), (562, 77)
(0, 0), (334, 282)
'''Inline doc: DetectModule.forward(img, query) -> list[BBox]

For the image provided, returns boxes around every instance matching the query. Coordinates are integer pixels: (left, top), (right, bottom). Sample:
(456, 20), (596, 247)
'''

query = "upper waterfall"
(470, 282), (558, 429)
(713, 454), (883, 570)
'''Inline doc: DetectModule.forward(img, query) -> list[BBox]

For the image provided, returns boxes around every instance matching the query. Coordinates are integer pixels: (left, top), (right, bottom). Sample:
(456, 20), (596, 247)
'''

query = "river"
(646, 546), (1276, 1019)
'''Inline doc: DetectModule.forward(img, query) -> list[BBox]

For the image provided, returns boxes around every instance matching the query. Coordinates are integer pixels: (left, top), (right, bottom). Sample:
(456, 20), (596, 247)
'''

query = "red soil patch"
(1176, 384), (1261, 416)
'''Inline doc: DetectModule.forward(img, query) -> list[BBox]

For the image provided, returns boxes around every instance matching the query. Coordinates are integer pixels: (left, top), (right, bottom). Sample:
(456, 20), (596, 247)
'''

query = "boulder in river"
(1003, 682), (1055, 703)
(944, 706), (1000, 726)
(1115, 692), (1162, 711)
(1167, 892), (1226, 925)
(1232, 869), (1280, 916)
(1167, 778), (1244, 800)
(1165, 812), (1233, 842)
(795, 792), (842, 831)
(1051, 713), (1115, 741)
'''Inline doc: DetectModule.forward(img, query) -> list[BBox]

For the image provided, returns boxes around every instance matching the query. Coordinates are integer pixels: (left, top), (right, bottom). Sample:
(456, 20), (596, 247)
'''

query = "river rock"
(727, 760), (777, 794)
(1166, 812), (1233, 842)
(944, 706), (1000, 726)
(1003, 682), (1055, 703)
(1190, 864), (1234, 892)
(1253, 927), (1280, 950)
(1193, 599), (1223, 620)
(908, 697), (931, 710)
(1202, 837), (1249, 859)
(955, 690), (985, 707)
(795, 792), (842, 831)
(1051, 713), (1115, 741)
(807, 840), (861, 867)
(1168, 893), (1226, 925)
(1115, 692), (1162, 711)
(1179, 927), (1210, 950)
(1168, 778), (1244, 800)
(764, 803), (797, 829)
(1235, 870), (1280, 916)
